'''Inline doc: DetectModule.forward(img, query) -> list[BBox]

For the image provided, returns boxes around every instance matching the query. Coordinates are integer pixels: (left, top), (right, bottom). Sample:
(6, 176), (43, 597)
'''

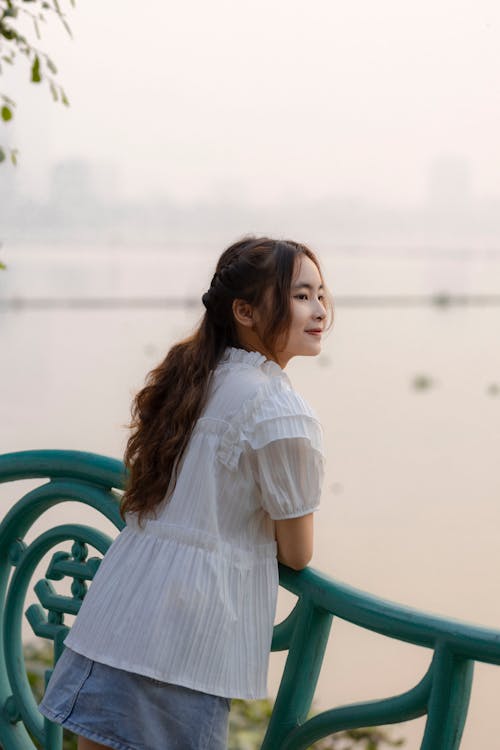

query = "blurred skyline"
(0, 0), (499, 211)
(2, 153), (500, 250)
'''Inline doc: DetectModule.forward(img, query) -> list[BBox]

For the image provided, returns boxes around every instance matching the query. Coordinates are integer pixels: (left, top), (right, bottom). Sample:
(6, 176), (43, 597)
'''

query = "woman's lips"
(306, 330), (322, 336)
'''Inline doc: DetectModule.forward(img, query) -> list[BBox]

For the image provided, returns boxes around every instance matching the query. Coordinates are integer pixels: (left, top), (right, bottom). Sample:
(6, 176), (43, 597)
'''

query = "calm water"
(1, 245), (499, 748)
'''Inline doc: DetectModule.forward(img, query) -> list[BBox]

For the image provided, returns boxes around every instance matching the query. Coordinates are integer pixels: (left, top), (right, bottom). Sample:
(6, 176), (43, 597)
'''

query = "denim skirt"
(38, 647), (231, 750)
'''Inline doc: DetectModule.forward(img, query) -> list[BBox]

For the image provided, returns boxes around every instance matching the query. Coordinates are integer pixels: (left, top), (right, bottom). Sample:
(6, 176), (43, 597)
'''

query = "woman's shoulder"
(215, 353), (320, 423)
(251, 376), (320, 423)
(216, 369), (323, 470)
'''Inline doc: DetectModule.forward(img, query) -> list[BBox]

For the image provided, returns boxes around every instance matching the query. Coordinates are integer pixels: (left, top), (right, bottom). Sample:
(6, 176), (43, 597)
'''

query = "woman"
(38, 235), (333, 750)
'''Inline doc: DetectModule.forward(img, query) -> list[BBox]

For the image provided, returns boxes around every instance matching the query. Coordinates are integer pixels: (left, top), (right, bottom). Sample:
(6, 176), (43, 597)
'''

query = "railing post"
(420, 643), (474, 750)
(261, 595), (333, 750)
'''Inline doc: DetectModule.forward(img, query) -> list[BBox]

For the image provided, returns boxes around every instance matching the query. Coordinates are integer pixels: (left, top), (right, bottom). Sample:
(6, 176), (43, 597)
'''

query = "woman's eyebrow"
(292, 282), (324, 290)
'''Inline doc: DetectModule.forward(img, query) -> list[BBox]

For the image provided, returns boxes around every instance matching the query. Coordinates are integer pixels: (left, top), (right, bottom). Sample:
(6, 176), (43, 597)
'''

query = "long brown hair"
(119, 235), (334, 528)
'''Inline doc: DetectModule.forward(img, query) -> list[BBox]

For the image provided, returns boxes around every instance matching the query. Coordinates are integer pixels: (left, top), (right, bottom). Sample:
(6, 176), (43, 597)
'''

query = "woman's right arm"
(235, 384), (325, 571)
(275, 513), (314, 570)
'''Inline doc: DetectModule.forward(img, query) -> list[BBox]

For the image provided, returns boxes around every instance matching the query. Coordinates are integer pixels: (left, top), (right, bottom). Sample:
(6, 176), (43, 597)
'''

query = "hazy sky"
(3, 0), (500, 205)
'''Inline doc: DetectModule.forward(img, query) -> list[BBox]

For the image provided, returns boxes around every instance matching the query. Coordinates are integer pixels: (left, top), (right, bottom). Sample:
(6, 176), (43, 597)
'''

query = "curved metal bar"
(280, 661), (434, 750)
(261, 597), (333, 749)
(0, 710), (34, 750)
(0, 458), (123, 750)
(0, 449), (127, 490)
(278, 565), (500, 665)
(0, 479), (124, 544)
(271, 599), (301, 651)
(1, 450), (500, 750)
(4, 524), (112, 744)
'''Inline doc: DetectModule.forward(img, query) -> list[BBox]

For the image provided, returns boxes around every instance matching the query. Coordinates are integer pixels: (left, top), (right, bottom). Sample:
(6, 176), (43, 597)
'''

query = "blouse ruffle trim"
(217, 346), (289, 381)
(217, 376), (324, 471)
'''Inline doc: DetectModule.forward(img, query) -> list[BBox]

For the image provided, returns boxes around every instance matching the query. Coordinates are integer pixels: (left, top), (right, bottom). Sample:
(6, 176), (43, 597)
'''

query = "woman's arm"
(274, 513), (314, 571)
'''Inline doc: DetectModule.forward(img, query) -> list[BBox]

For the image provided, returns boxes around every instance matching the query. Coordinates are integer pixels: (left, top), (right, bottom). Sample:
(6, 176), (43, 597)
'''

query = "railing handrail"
(279, 565), (500, 666)
(3, 450), (498, 665)
(1, 448), (499, 750)
(0, 449), (127, 489)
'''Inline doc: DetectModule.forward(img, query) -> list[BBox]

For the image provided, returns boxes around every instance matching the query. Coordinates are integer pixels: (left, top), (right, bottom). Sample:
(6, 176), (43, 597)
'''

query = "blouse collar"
(218, 346), (290, 382)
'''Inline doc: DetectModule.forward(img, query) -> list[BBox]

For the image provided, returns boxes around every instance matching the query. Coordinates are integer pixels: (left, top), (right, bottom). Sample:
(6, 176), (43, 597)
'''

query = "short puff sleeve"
(219, 379), (325, 520)
(250, 431), (324, 519)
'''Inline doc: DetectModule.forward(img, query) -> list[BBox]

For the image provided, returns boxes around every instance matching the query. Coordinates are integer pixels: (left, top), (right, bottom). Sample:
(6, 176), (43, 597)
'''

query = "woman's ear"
(232, 298), (256, 329)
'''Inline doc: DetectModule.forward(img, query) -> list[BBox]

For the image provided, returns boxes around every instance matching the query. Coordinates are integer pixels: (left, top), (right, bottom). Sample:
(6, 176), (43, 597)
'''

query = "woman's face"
(275, 254), (327, 367)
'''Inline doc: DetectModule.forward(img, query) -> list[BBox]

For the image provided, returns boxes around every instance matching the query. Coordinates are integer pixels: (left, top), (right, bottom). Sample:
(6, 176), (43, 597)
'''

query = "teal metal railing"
(1, 449), (499, 750)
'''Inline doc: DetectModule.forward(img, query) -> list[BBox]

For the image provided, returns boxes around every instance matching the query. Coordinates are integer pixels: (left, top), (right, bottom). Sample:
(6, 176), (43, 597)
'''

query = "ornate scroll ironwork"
(1, 449), (500, 750)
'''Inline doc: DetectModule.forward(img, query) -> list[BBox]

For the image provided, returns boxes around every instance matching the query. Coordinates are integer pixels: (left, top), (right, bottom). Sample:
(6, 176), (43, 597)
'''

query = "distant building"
(427, 155), (473, 209)
(50, 159), (93, 206)
(91, 161), (119, 204)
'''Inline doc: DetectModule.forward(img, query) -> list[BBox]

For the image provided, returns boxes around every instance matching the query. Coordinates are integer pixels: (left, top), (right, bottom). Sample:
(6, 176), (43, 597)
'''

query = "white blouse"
(64, 345), (326, 699)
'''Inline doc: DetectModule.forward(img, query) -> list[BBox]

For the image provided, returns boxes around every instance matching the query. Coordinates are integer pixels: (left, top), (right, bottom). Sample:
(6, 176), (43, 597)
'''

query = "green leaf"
(0, 28), (16, 41)
(0, 261), (7, 270)
(0, 147), (6, 163)
(1, 105), (13, 122)
(10, 148), (19, 166)
(49, 81), (58, 101)
(31, 55), (41, 83)
(60, 89), (69, 106)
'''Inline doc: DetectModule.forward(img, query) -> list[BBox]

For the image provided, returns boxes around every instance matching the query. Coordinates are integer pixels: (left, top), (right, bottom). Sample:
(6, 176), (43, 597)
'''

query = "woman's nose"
(315, 301), (326, 318)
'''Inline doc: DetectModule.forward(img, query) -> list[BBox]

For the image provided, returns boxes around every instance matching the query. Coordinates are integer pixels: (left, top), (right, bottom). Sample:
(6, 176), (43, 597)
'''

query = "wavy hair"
(119, 235), (334, 528)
